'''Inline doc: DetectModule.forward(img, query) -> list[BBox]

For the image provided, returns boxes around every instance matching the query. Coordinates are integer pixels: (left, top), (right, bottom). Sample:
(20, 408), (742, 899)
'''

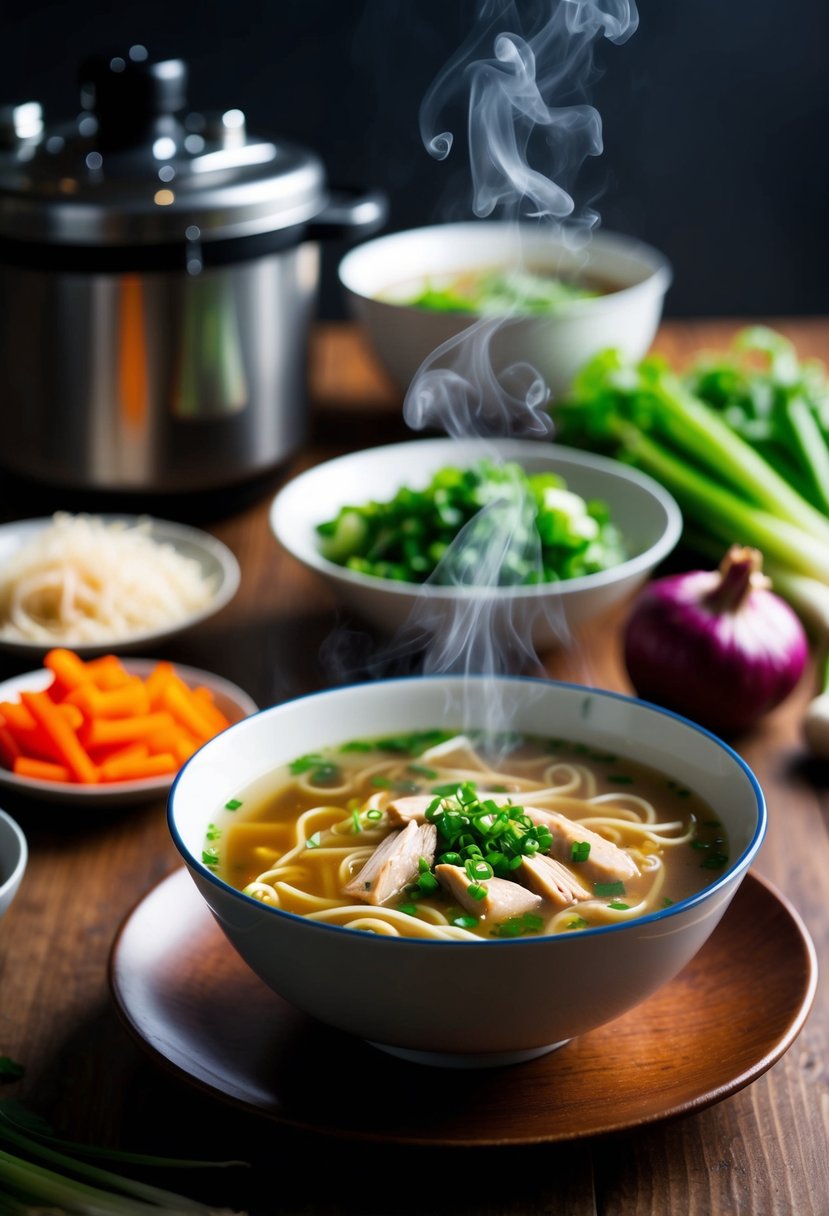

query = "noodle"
(213, 732), (729, 942)
(0, 513), (217, 644)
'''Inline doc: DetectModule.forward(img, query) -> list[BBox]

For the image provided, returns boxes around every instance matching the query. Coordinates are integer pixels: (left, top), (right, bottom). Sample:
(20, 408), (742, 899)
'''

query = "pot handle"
(307, 187), (389, 242)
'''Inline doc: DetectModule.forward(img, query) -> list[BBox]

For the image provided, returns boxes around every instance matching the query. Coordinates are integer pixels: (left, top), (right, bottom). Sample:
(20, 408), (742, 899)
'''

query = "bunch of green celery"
(550, 326), (829, 634)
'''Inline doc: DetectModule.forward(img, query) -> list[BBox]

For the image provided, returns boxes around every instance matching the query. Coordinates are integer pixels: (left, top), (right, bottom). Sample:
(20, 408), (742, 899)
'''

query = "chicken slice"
(419, 735), (491, 771)
(386, 789), (518, 827)
(524, 807), (640, 884)
(520, 854), (592, 906)
(435, 864), (543, 921)
(344, 821), (437, 906)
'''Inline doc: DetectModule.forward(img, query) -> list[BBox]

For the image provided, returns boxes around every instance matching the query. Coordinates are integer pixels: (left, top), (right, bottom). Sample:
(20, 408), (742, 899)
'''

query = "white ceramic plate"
(0, 515), (241, 661)
(0, 659), (258, 807)
(269, 438), (683, 650)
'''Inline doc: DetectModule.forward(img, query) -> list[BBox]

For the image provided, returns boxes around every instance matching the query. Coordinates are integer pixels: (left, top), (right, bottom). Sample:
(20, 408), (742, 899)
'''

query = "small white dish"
(269, 437), (682, 650)
(0, 659), (258, 807)
(0, 515), (240, 661)
(0, 808), (27, 918)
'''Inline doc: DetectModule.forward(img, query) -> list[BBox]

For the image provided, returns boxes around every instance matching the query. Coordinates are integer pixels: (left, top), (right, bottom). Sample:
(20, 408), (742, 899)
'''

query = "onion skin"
(623, 547), (809, 736)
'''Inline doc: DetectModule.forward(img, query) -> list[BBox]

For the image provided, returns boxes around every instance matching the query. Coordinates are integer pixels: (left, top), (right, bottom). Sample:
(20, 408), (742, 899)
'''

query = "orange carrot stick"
(83, 654), (132, 690)
(20, 690), (99, 784)
(146, 724), (201, 765)
(80, 710), (177, 751)
(143, 661), (176, 710)
(191, 687), (231, 732)
(159, 678), (219, 742)
(99, 750), (178, 782)
(66, 677), (151, 720)
(44, 648), (95, 696)
(13, 756), (73, 783)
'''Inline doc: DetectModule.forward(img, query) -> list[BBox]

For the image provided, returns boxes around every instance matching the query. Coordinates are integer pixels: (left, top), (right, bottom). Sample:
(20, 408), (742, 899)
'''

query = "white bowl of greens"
(269, 438), (682, 653)
(338, 222), (672, 400)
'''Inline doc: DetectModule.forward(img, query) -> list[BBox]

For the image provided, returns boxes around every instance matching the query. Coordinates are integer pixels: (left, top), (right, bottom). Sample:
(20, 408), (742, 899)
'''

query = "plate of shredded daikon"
(0, 513), (240, 659)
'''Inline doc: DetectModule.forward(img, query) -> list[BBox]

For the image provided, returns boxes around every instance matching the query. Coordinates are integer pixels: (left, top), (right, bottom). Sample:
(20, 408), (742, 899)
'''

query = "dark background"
(1, 0), (826, 320)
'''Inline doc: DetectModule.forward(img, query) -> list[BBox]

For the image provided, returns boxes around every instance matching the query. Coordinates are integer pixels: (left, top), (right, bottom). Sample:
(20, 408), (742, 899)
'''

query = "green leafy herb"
(594, 881), (626, 898)
(224, 798), (242, 811)
(492, 913), (545, 938)
(608, 900), (631, 910)
(566, 916), (589, 930)
(201, 848), (219, 868)
(316, 458), (627, 587)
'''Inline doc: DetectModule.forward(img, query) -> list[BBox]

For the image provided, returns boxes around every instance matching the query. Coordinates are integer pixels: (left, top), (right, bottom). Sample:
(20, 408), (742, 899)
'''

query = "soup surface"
(207, 730), (729, 941)
(385, 265), (619, 316)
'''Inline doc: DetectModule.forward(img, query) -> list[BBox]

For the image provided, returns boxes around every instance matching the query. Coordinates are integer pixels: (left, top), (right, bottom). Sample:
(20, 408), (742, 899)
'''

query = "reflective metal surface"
(0, 245), (319, 492)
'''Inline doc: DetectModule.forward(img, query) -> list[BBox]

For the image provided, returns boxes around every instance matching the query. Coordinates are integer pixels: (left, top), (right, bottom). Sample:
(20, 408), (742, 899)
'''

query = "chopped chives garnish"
(571, 840), (591, 863)
(306, 832), (321, 850)
(206, 823), (221, 841)
(224, 798), (242, 810)
(594, 880), (625, 897)
(439, 851), (462, 866)
(366, 808), (383, 821)
(351, 809), (362, 832)
(662, 896), (675, 907)
(397, 903), (419, 917)
(452, 913), (479, 929)
(467, 883), (487, 901)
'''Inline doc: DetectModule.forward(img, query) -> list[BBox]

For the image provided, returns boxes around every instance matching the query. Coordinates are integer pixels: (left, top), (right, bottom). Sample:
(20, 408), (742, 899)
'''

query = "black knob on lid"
(79, 48), (188, 149)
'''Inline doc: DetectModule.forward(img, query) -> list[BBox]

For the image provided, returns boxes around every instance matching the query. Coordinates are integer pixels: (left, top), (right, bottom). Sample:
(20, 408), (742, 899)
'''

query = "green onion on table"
(0, 1090), (247, 1215)
(315, 458), (627, 586)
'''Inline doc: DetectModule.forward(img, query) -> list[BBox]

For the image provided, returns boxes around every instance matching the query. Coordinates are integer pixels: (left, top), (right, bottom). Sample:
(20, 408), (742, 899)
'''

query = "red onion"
(623, 545), (809, 735)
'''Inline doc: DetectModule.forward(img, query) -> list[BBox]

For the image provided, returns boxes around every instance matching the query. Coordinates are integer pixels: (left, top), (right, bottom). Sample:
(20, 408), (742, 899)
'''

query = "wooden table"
(1, 319), (827, 1215)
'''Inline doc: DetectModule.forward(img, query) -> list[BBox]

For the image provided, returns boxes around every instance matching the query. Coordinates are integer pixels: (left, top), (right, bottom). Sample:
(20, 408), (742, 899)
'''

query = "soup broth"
(384, 264), (623, 316)
(208, 730), (729, 942)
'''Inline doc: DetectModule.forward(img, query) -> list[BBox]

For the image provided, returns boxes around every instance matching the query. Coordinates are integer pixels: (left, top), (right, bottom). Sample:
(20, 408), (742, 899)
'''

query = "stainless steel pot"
(0, 48), (387, 494)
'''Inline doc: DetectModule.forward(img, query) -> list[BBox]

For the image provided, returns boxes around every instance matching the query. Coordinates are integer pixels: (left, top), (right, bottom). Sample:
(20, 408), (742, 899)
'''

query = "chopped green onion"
(201, 848), (219, 868)
(608, 901), (631, 910)
(571, 840), (591, 863)
(306, 832), (321, 850)
(467, 883), (487, 901)
(205, 824), (221, 842)
(351, 809), (362, 833)
(594, 880), (625, 897)
(366, 808), (383, 821)
(566, 916), (589, 930)
(224, 798), (242, 810)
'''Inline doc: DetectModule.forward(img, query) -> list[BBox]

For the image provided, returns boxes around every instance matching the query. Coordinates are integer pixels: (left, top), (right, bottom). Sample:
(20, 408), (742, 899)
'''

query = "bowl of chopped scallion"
(269, 438), (682, 650)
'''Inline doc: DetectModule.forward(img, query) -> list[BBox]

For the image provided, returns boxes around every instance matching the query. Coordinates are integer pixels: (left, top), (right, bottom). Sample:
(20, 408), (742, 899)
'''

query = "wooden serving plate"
(109, 867), (817, 1146)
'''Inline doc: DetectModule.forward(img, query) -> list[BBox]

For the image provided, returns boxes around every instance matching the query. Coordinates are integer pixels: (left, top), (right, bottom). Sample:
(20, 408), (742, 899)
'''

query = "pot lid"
(0, 46), (328, 247)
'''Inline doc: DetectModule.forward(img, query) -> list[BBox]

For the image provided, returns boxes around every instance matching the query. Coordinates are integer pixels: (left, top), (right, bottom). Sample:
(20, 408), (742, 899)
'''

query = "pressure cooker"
(0, 47), (387, 494)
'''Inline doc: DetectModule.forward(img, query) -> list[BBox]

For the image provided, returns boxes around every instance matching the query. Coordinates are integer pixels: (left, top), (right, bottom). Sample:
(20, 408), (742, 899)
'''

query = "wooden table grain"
(1, 318), (827, 1216)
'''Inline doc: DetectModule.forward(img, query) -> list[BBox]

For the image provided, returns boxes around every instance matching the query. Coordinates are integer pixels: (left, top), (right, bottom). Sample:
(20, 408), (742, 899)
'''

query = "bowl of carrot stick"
(0, 648), (258, 805)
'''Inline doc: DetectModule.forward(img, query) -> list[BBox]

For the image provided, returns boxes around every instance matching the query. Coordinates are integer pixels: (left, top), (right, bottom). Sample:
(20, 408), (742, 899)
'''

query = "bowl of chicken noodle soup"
(168, 675), (766, 1068)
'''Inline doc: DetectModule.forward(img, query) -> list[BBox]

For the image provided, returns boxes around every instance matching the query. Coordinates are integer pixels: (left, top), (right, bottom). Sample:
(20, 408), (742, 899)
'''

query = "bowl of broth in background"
(338, 221), (672, 399)
(168, 674), (766, 1068)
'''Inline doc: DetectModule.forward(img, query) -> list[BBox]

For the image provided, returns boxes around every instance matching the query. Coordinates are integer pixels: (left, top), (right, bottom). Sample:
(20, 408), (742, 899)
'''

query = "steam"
(419, 0), (638, 227)
(322, 1), (639, 693)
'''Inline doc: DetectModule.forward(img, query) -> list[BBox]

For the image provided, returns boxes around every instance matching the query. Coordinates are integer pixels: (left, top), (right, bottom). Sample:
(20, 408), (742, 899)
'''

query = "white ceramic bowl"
(0, 809), (28, 918)
(168, 675), (766, 1069)
(269, 438), (682, 650)
(338, 222), (672, 398)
